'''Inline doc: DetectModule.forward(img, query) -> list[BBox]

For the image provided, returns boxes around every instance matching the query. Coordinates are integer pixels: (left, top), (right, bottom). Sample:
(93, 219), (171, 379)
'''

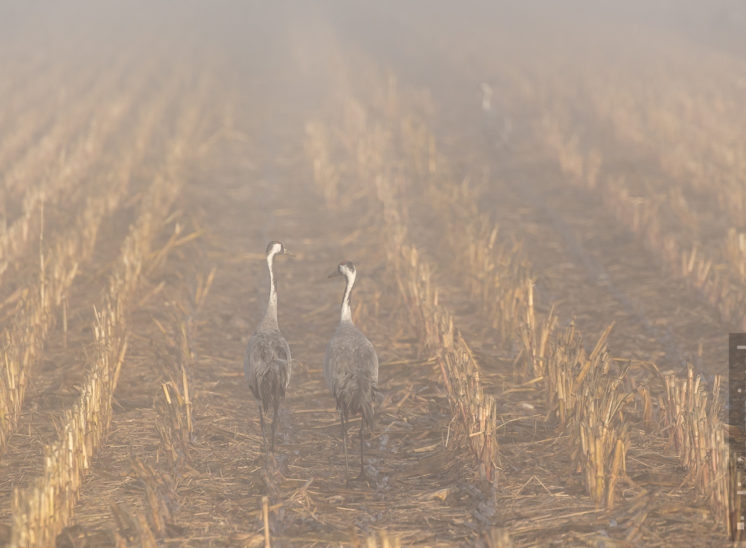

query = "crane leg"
(341, 412), (349, 483)
(270, 402), (279, 453)
(359, 419), (365, 478)
(258, 403), (268, 455)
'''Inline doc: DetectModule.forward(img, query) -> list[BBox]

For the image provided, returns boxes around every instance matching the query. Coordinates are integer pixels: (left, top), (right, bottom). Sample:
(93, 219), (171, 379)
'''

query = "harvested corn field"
(0, 2), (743, 546)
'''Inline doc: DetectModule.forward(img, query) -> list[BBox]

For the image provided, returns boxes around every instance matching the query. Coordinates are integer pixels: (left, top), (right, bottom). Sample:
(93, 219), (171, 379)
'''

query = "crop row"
(474, 57), (732, 525)
(454, 69), (732, 523)
(8, 69), (211, 546)
(0, 62), (183, 453)
(329, 26), (733, 531)
(0, 54), (91, 174)
(541, 104), (746, 332)
(0, 52), (154, 281)
(344, 54), (729, 522)
(539, 111), (732, 523)
(305, 97), (499, 481)
(384, 87), (633, 508)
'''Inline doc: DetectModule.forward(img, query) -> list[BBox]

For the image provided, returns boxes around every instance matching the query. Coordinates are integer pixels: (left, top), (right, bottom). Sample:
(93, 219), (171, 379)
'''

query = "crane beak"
(283, 249), (294, 257)
(327, 269), (342, 279)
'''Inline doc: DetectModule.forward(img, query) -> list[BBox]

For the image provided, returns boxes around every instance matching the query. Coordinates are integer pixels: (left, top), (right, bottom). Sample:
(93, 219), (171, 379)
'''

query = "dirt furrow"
(60, 40), (492, 545)
(413, 123), (727, 546)
(325, 4), (734, 383)
(301, 30), (729, 541)
(0, 51), (152, 283)
(0, 57), (214, 545)
(0, 57), (190, 444)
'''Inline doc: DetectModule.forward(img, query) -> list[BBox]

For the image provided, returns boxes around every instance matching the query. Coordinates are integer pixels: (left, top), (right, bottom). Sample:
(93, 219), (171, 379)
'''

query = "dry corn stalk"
(387, 85), (630, 504)
(11, 303), (127, 547)
(362, 530), (402, 548)
(661, 366), (729, 532)
(370, 128), (500, 480)
(155, 271), (214, 470)
(521, 285), (630, 507)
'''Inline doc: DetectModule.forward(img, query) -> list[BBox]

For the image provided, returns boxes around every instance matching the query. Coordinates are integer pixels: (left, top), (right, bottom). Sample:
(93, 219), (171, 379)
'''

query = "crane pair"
(243, 241), (378, 483)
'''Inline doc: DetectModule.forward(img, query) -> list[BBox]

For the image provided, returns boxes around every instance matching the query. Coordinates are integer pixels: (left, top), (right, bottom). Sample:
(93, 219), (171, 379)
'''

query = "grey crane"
(324, 261), (379, 482)
(244, 241), (291, 454)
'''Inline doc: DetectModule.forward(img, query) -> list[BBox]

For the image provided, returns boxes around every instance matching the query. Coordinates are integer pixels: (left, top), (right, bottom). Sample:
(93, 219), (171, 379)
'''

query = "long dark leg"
(270, 402), (279, 453)
(359, 418), (365, 478)
(258, 403), (267, 454)
(341, 412), (349, 482)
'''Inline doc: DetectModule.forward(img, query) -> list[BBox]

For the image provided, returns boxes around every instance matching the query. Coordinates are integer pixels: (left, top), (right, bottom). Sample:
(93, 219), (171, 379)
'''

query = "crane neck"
(340, 269), (356, 324)
(262, 251), (279, 329)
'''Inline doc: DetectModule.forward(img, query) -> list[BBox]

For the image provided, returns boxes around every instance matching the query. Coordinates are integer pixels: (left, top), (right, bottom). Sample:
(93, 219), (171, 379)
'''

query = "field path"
(62, 30), (493, 546)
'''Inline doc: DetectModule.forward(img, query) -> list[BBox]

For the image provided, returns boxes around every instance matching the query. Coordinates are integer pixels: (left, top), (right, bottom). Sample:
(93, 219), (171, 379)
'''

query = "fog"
(2, 2), (744, 72)
(1, 1), (745, 544)
(5, 1), (743, 139)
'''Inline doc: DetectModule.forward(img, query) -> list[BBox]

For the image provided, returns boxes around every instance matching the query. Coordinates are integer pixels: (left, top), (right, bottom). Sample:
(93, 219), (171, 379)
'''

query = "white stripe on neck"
(340, 268), (356, 323)
(264, 250), (278, 326)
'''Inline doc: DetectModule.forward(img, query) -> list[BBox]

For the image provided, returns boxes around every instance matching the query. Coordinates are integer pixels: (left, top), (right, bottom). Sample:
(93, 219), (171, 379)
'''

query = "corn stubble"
(391, 86), (633, 509)
(0, 62), (184, 457)
(8, 69), (210, 546)
(540, 87), (733, 523)
(307, 45), (731, 538)
(0, 51), (154, 281)
(661, 367), (730, 533)
(306, 93), (500, 484)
